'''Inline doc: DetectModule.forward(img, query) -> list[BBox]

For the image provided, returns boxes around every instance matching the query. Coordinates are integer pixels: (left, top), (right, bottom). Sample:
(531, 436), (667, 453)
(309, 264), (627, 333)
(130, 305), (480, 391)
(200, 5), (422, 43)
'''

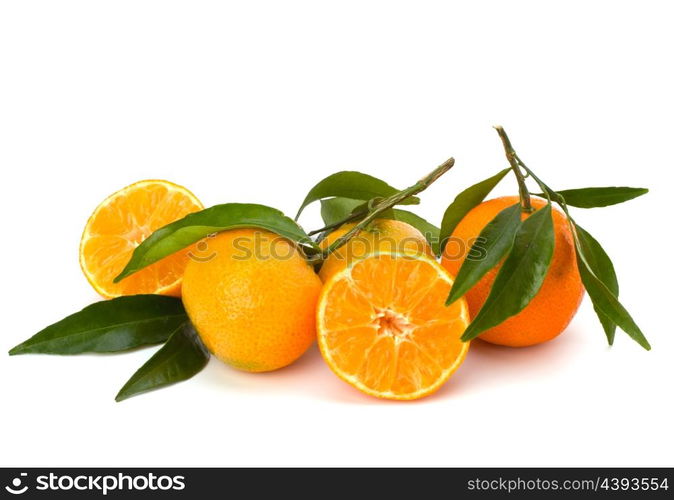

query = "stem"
(494, 125), (533, 212)
(311, 157), (455, 262)
(306, 209), (367, 236)
(517, 162), (551, 199)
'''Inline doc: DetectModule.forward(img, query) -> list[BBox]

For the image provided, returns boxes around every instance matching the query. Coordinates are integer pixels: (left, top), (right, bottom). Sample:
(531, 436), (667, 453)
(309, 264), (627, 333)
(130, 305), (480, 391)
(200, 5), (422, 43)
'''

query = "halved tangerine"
(317, 251), (470, 400)
(79, 179), (204, 298)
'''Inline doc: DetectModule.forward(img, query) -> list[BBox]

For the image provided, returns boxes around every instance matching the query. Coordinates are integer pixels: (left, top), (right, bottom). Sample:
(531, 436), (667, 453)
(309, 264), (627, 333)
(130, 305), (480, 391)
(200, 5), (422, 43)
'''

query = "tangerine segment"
(79, 179), (203, 298)
(317, 252), (470, 400)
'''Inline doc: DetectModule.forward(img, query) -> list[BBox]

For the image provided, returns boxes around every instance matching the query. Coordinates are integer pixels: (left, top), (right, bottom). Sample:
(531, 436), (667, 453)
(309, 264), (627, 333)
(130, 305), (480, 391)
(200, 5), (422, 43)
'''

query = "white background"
(1, 1), (672, 467)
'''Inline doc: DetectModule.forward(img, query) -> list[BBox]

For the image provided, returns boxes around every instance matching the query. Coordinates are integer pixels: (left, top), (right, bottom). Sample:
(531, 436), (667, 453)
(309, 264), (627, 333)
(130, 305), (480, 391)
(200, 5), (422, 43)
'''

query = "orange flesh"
(317, 253), (470, 400)
(80, 180), (203, 298)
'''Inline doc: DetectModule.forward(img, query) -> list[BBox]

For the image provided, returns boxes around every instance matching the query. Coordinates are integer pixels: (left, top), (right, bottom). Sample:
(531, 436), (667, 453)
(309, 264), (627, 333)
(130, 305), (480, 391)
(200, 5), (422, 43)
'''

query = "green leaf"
(574, 225), (619, 343)
(540, 187), (648, 208)
(9, 295), (186, 355)
(446, 204), (521, 305)
(320, 197), (440, 255)
(596, 311), (617, 347)
(462, 203), (555, 341)
(392, 210), (441, 256)
(295, 171), (419, 219)
(574, 237), (650, 350)
(115, 203), (316, 283)
(439, 169), (510, 252)
(115, 321), (210, 402)
(367, 198), (397, 222)
(320, 197), (363, 226)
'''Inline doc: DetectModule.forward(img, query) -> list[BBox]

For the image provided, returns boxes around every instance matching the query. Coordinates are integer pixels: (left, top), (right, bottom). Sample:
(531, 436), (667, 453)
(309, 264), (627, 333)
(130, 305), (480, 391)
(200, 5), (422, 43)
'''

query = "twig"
(311, 157), (455, 262)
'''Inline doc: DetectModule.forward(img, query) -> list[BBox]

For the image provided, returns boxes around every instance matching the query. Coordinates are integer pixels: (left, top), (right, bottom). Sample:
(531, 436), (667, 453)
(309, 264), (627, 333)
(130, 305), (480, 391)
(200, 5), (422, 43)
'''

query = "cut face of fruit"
(79, 179), (204, 298)
(317, 252), (470, 400)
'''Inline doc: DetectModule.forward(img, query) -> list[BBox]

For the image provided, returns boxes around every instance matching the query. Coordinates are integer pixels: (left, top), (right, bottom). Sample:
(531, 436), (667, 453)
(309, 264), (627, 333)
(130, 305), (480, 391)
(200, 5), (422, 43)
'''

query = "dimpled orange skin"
(441, 196), (584, 347)
(181, 229), (323, 372)
(319, 219), (433, 283)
